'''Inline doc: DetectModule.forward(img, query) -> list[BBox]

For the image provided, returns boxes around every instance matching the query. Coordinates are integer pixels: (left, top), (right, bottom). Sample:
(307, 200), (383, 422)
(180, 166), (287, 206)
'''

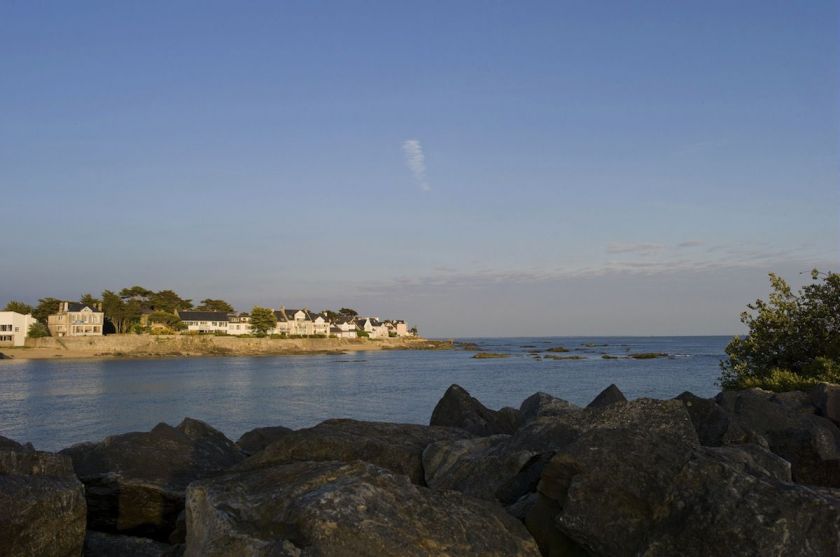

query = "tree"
(119, 286), (153, 301)
(80, 293), (101, 309)
(149, 290), (192, 313)
(249, 306), (277, 336)
(32, 297), (61, 324)
(28, 322), (49, 338)
(3, 300), (33, 315)
(102, 290), (142, 334)
(147, 311), (186, 331)
(320, 310), (339, 321)
(339, 308), (358, 317)
(197, 299), (234, 313)
(720, 270), (840, 391)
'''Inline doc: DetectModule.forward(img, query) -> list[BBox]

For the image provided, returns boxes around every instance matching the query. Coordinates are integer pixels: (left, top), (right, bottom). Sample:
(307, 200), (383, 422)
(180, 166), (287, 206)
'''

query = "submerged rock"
(430, 384), (519, 436)
(238, 418), (469, 485)
(0, 441), (86, 557)
(61, 418), (244, 540)
(235, 425), (293, 456)
(185, 460), (540, 557)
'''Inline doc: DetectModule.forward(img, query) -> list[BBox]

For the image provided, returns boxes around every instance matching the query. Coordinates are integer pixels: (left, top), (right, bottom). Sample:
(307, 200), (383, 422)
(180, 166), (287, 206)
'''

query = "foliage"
(720, 270), (840, 390)
(101, 290), (141, 334)
(3, 300), (33, 315)
(356, 330), (369, 338)
(147, 311), (186, 331)
(197, 299), (234, 313)
(32, 297), (62, 324)
(339, 308), (358, 317)
(149, 290), (192, 313)
(28, 322), (50, 338)
(79, 293), (101, 309)
(249, 306), (278, 336)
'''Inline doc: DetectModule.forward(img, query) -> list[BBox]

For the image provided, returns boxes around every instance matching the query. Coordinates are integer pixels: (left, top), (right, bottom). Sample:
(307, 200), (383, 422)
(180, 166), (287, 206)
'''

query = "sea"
(0, 336), (730, 451)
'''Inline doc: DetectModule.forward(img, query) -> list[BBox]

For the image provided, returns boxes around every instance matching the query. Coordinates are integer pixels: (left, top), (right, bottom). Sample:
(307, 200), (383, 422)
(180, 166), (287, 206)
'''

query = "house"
(384, 320), (409, 337)
(47, 302), (105, 337)
(227, 313), (252, 335)
(177, 310), (229, 334)
(0, 311), (38, 347)
(273, 307), (328, 336)
(356, 317), (390, 339)
(332, 318), (358, 339)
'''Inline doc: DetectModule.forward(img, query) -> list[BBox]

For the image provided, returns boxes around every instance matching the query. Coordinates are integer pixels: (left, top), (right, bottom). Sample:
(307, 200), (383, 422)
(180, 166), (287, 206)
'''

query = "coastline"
(0, 335), (452, 361)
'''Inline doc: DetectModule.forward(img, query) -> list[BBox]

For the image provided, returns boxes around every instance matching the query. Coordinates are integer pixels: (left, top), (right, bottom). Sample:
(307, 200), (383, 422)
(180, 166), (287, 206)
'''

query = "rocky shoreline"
(2, 383), (840, 556)
(0, 336), (452, 361)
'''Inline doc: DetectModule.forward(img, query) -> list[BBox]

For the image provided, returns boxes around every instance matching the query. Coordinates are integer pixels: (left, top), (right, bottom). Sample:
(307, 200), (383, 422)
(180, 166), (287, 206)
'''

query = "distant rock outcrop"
(430, 384), (520, 436)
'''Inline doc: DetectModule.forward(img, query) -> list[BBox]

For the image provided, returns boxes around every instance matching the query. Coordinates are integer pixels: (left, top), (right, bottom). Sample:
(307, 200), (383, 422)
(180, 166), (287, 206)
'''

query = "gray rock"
(0, 444), (86, 557)
(430, 384), (520, 436)
(84, 531), (178, 557)
(585, 383), (627, 408)
(61, 418), (243, 540)
(810, 383), (840, 425)
(676, 391), (769, 447)
(706, 443), (792, 482)
(517, 392), (578, 427)
(185, 460), (541, 557)
(236, 425), (293, 455)
(714, 389), (840, 486)
(238, 418), (469, 485)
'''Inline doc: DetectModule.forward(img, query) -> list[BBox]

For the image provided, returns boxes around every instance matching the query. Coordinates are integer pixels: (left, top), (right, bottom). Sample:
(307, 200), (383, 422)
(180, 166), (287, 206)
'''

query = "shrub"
(28, 322), (50, 338)
(720, 270), (840, 390)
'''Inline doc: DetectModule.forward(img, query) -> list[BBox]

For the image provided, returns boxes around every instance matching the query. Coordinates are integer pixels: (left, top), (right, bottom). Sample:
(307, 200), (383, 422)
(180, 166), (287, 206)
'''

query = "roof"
(62, 302), (100, 313)
(178, 311), (229, 322)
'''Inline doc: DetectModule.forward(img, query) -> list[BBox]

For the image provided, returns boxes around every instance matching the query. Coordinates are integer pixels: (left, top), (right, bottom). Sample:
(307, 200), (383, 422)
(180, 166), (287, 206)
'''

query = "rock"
(526, 399), (698, 556)
(585, 383), (627, 408)
(714, 389), (840, 486)
(676, 391), (768, 447)
(527, 398), (840, 556)
(0, 444), (86, 557)
(810, 383), (840, 425)
(185, 460), (541, 557)
(84, 531), (177, 557)
(517, 392), (578, 427)
(645, 447), (840, 556)
(238, 418), (469, 485)
(235, 425), (293, 455)
(430, 384), (519, 436)
(61, 418), (244, 540)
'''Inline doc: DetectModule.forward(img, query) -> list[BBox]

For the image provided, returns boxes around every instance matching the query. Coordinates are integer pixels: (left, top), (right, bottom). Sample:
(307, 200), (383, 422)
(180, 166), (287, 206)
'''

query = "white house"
(273, 307), (330, 336)
(356, 317), (390, 339)
(332, 318), (358, 339)
(227, 313), (252, 335)
(0, 311), (38, 347)
(177, 311), (230, 334)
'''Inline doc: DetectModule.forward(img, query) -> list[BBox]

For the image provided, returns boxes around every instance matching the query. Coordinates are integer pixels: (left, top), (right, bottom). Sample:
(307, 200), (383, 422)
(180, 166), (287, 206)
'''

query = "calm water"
(0, 336), (729, 451)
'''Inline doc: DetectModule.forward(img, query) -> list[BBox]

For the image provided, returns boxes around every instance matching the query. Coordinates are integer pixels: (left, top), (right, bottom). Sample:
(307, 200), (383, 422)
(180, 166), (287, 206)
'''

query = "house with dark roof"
(47, 301), (105, 337)
(333, 317), (358, 339)
(355, 317), (390, 339)
(227, 313), (251, 335)
(272, 307), (330, 336)
(177, 310), (230, 334)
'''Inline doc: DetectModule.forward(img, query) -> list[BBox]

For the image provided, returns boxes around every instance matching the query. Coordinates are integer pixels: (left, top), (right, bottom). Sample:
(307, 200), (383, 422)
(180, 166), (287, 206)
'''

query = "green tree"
(102, 290), (142, 334)
(197, 299), (234, 313)
(147, 311), (186, 331)
(249, 306), (277, 336)
(119, 286), (153, 301)
(80, 293), (101, 309)
(28, 322), (50, 338)
(720, 270), (840, 391)
(3, 300), (33, 315)
(339, 308), (358, 317)
(32, 297), (61, 324)
(320, 310), (339, 321)
(150, 290), (192, 313)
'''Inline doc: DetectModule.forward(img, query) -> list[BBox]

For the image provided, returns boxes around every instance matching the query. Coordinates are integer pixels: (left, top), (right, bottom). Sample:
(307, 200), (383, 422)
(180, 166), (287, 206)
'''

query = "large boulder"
(676, 391), (768, 447)
(517, 392), (578, 427)
(235, 425), (293, 456)
(84, 531), (177, 557)
(0, 442), (87, 557)
(713, 389), (840, 486)
(526, 398), (840, 556)
(61, 418), (244, 540)
(810, 383), (840, 425)
(238, 418), (469, 485)
(585, 384), (627, 409)
(185, 460), (541, 557)
(430, 384), (519, 436)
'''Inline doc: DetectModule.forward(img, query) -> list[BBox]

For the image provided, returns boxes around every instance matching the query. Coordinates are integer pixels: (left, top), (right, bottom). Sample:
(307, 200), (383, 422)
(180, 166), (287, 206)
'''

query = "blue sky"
(1, 1), (837, 336)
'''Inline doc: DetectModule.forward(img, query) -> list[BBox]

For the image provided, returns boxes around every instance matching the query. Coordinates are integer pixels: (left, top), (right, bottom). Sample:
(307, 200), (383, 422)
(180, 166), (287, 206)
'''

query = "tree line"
(3, 288), (363, 337)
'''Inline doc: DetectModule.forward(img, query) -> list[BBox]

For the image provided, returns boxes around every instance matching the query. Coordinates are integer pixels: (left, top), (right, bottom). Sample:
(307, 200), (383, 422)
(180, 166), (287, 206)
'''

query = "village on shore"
(0, 290), (417, 349)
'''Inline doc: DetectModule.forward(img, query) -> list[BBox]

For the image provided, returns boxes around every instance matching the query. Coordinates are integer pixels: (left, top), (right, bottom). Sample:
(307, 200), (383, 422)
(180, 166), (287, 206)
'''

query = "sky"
(1, 1), (838, 337)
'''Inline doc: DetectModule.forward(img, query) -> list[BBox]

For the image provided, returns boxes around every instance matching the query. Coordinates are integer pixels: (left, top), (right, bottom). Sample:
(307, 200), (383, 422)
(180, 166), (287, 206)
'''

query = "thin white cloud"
(402, 139), (430, 191)
(606, 242), (664, 255)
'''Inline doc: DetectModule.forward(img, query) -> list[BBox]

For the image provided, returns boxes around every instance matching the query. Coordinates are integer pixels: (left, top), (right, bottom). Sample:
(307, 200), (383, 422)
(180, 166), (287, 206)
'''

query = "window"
(0, 335), (12, 342)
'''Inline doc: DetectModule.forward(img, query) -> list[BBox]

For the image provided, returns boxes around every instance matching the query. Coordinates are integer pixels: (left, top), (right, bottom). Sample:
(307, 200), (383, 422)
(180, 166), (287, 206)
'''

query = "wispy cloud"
(402, 139), (430, 191)
(677, 240), (704, 248)
(606, 242), (664, 255)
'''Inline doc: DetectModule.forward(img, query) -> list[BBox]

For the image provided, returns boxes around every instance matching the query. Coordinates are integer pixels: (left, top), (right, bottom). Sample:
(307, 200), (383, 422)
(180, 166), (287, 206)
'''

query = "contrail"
(402, 139), (430, 191)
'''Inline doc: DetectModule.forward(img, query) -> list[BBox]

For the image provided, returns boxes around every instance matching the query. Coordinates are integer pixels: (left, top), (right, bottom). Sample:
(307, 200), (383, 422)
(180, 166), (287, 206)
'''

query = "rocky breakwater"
(3, 382), (840, 556)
